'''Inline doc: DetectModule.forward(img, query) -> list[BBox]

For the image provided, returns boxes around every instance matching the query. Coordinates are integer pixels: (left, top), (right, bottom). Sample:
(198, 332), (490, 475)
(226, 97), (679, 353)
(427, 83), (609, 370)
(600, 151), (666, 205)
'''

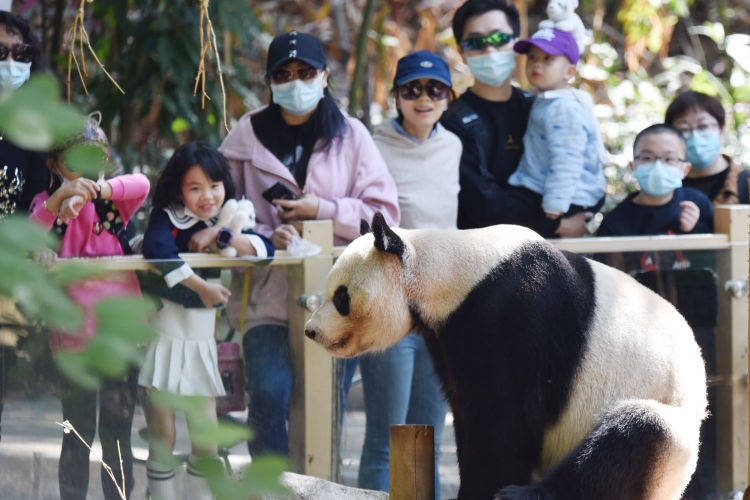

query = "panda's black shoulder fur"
(419, 241), (597, 496)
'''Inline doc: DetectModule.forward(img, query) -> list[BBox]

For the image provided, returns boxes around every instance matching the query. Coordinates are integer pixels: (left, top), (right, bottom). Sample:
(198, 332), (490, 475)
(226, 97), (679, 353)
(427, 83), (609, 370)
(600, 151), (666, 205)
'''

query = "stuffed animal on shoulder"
(211, 198), (256, 257)
(539, 0), (586, 53)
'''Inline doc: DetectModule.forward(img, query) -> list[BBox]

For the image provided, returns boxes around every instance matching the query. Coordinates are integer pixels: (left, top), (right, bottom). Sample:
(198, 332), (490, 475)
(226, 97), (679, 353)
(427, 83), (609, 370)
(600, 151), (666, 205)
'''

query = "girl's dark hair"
(633, 124), (687, 153)
(0, 12), (45, 72)
(452, 0), (521, 44)
(152, 142), (235, 210)
(390, 85), (457, 123)
(665, 91), (725, 129)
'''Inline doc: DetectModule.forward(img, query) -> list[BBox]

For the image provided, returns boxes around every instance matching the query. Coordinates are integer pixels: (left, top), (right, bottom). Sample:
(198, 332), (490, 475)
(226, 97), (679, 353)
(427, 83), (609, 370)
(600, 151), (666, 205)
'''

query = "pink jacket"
(220, 107), (400, 330)
(30, 174), (150, 351)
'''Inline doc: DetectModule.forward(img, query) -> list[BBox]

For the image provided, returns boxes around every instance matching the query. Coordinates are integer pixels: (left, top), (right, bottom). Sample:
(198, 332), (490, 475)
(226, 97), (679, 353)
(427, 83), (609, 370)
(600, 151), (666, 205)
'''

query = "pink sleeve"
(107, 173), (150, 223)
(316, 120), (400, 242)
(29, 192), (56, 230)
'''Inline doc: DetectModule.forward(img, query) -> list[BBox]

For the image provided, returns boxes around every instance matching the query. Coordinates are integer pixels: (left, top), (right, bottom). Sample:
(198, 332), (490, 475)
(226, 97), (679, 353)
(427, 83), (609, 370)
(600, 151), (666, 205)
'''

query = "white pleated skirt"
(138, 299), (226, 397)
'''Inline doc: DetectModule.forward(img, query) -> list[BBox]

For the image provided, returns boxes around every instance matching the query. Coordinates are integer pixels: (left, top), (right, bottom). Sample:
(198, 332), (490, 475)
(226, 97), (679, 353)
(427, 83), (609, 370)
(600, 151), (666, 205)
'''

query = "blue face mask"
(465, 51), (516, 87)
(0, 60), (31, 90)
(271, 73), (325, 115)
(633, 161), (683, 197)
(686, 130), (721, 168)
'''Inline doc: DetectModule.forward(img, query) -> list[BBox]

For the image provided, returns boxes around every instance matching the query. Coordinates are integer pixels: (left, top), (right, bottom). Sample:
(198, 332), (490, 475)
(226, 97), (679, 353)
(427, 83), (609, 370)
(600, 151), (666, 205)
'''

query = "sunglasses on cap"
(269, 65), (319, 85)
(461, 32), (513, 51)
(397, 80), (450, 101)
(0, 42), (33, 63)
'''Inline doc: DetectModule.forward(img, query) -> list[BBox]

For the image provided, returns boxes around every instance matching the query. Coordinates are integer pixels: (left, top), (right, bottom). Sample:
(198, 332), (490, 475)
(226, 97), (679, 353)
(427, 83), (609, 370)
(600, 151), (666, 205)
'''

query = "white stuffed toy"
(212, 198), (256, 257)
(539, 0), (586, 53)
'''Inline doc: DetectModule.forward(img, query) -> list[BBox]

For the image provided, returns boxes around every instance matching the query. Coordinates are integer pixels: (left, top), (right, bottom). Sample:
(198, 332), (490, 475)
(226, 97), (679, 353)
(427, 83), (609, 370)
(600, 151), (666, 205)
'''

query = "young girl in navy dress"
(139, 142), (273, 500)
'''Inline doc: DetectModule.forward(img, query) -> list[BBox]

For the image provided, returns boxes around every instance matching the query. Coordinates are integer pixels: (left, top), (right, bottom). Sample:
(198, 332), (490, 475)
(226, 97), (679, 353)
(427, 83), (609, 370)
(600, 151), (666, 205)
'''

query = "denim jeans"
(358, 333), (448, 495)
(243, 324), (357, 456)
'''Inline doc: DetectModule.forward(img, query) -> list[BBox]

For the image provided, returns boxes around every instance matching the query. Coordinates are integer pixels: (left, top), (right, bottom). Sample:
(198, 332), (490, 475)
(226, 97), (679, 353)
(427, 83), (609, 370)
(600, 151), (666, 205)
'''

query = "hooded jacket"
(219, 106), (400, 330)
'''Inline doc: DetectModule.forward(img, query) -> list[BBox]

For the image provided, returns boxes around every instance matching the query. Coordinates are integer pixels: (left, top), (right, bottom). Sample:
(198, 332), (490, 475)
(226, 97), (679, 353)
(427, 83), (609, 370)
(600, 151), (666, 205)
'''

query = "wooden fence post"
(286, 220), (335, 479)
(389, 425), (435, 500)
(714, 205), (749, 495)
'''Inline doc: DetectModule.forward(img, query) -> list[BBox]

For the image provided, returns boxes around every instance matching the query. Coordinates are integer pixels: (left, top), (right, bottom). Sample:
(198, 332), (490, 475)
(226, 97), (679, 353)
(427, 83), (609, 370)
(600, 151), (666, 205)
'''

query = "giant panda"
(304, 213), (707, 500)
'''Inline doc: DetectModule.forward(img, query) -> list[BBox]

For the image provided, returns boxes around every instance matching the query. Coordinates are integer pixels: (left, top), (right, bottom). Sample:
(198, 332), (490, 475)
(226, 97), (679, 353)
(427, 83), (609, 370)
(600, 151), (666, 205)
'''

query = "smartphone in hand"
(262, 182), (299, 205)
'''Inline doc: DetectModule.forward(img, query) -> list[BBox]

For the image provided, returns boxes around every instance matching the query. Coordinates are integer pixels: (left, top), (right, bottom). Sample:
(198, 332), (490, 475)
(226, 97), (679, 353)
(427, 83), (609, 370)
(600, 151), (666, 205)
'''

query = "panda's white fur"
(305, 215), (706, 499)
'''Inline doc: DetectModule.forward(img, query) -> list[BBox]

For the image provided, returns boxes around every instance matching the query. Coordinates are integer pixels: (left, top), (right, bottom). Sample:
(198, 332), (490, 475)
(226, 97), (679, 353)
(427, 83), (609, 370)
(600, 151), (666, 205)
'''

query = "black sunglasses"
(461, 32), (513, 51)
(397, 80), (450, 101)
(270, 65), (319, 84)
(0, 42), (33, 63)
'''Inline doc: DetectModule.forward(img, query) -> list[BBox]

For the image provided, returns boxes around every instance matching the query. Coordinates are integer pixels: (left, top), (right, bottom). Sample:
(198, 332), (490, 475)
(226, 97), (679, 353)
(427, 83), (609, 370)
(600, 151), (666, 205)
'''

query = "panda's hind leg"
(497, 400), (701, 500)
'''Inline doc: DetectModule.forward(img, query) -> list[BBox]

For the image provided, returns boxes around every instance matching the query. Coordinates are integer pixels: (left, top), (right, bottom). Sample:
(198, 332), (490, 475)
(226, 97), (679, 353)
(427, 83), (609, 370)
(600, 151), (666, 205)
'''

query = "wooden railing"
(49, 205), (750, 496)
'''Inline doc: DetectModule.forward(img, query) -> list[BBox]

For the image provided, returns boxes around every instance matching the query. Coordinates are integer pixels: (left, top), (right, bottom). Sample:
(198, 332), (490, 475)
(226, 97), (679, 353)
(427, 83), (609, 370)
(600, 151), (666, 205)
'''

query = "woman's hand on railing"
(271, 224), (300, 250)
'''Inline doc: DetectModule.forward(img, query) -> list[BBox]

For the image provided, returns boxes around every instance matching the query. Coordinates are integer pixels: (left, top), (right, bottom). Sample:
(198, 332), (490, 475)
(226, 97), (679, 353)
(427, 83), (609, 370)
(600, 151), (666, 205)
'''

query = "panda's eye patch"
(333, 285), (350, 316)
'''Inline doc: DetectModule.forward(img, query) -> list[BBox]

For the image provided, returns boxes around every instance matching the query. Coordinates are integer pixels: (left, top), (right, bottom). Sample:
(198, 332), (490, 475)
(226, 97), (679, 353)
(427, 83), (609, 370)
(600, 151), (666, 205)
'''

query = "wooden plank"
(714, 205), (749, 494)
(389, 425), (435, 500)
(286, 220), (335, 480)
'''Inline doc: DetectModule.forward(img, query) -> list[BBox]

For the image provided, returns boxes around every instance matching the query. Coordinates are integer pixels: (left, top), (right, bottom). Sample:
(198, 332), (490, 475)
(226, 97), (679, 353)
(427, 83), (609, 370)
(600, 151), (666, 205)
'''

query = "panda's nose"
(305, 329), (317, 340)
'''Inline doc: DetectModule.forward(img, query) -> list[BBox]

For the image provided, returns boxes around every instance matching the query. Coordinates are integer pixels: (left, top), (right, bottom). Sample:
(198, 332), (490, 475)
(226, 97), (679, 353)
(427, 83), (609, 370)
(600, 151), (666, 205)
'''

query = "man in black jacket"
(443, 0), (590, 236)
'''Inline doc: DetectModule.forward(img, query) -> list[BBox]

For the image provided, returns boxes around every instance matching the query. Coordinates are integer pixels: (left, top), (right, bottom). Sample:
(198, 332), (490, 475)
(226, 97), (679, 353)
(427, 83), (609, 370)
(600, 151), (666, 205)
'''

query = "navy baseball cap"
(394, 51), (452, 87)
(514, 28), (579, 64)
(266, 31), (326, 77)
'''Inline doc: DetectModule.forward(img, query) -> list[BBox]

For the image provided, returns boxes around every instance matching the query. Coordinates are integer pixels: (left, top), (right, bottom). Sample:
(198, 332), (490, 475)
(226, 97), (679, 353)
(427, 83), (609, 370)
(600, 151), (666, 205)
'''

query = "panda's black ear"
(359, 219), (371, 235)
(371, 212), (405, 261)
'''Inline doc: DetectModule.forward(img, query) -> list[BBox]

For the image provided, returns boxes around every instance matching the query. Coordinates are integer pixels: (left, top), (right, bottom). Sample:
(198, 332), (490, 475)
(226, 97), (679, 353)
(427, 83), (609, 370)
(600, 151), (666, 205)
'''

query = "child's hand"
(679, 201), (700, 233)
(58, 195), (86, 223)
(197, 281), (231, 308)
(545, 210), (563, 220)
(271, 224), (300, 250)
(275, 194), (319, 221)
(555, 211), (593, 238)
(188, 226), (220, 252)
(59, 177), (99, 201)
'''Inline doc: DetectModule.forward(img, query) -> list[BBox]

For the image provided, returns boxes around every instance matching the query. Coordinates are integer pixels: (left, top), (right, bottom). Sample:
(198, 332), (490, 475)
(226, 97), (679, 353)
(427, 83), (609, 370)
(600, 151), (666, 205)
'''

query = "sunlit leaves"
(0, 74), (84, 151)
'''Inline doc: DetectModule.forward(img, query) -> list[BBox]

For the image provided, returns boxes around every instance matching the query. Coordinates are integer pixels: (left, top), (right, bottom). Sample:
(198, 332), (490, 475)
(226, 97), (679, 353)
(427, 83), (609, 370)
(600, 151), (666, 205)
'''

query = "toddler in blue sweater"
(502, 28), (606, 237)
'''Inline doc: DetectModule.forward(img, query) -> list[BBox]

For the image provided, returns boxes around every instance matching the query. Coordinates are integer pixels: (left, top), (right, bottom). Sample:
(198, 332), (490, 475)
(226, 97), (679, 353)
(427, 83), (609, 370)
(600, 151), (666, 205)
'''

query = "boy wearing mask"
(598, 124), (713, 238)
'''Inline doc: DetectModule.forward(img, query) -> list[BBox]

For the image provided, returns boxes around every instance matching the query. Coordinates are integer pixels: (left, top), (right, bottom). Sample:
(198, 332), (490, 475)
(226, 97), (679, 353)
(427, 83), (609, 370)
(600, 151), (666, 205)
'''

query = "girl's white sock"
(146, 459), (177, 500)
(186, 455), (215, 500)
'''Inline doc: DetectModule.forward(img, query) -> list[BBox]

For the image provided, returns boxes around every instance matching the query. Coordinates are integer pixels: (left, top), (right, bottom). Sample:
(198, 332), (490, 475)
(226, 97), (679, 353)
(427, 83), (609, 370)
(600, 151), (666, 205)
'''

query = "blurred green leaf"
(0, 215), (57, 256)
(0, 74), (84, 151)
(55, 351), (100, 390)
(62, 143), (109, 177)
(188, 419), (253, 449)
(50, 262), (109, 285)
(239, 455), (290, 497)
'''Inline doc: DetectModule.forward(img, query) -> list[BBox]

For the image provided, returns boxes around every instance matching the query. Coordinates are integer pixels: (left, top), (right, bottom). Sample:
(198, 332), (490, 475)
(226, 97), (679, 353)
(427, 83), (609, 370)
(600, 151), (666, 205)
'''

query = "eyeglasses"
(269, 65), (319, 84)
(675, 123), (719, 138)
(461, 32), (513, 52)
(634, 154), (686, 167)
(397, 80), (450, 101)
(0, 42), (33, 63)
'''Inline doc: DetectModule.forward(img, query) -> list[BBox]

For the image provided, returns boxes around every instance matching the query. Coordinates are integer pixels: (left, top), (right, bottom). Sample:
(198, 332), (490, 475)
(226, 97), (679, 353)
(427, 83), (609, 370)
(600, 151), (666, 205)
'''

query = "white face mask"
(271, 72), (325, 115)
(465, 51), (516, 87)
(0, 60), (31, 90)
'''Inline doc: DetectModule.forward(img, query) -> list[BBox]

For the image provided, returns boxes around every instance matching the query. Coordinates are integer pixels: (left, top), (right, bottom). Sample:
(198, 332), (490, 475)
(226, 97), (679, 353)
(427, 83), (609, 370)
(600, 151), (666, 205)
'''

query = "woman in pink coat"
(219, 30), (399, 456)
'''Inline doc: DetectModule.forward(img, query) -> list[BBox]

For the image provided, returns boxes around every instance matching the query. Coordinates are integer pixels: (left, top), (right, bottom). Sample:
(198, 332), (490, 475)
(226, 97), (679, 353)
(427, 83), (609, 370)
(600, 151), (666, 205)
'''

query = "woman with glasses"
(219, 30), (399, 457)
(666, 91), (749, 205)
(358, 51), (461, 495)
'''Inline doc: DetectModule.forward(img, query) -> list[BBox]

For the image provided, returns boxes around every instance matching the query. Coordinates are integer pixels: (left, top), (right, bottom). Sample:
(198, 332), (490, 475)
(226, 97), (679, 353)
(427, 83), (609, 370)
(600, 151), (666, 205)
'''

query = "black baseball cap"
(266, 31), (326, 77)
